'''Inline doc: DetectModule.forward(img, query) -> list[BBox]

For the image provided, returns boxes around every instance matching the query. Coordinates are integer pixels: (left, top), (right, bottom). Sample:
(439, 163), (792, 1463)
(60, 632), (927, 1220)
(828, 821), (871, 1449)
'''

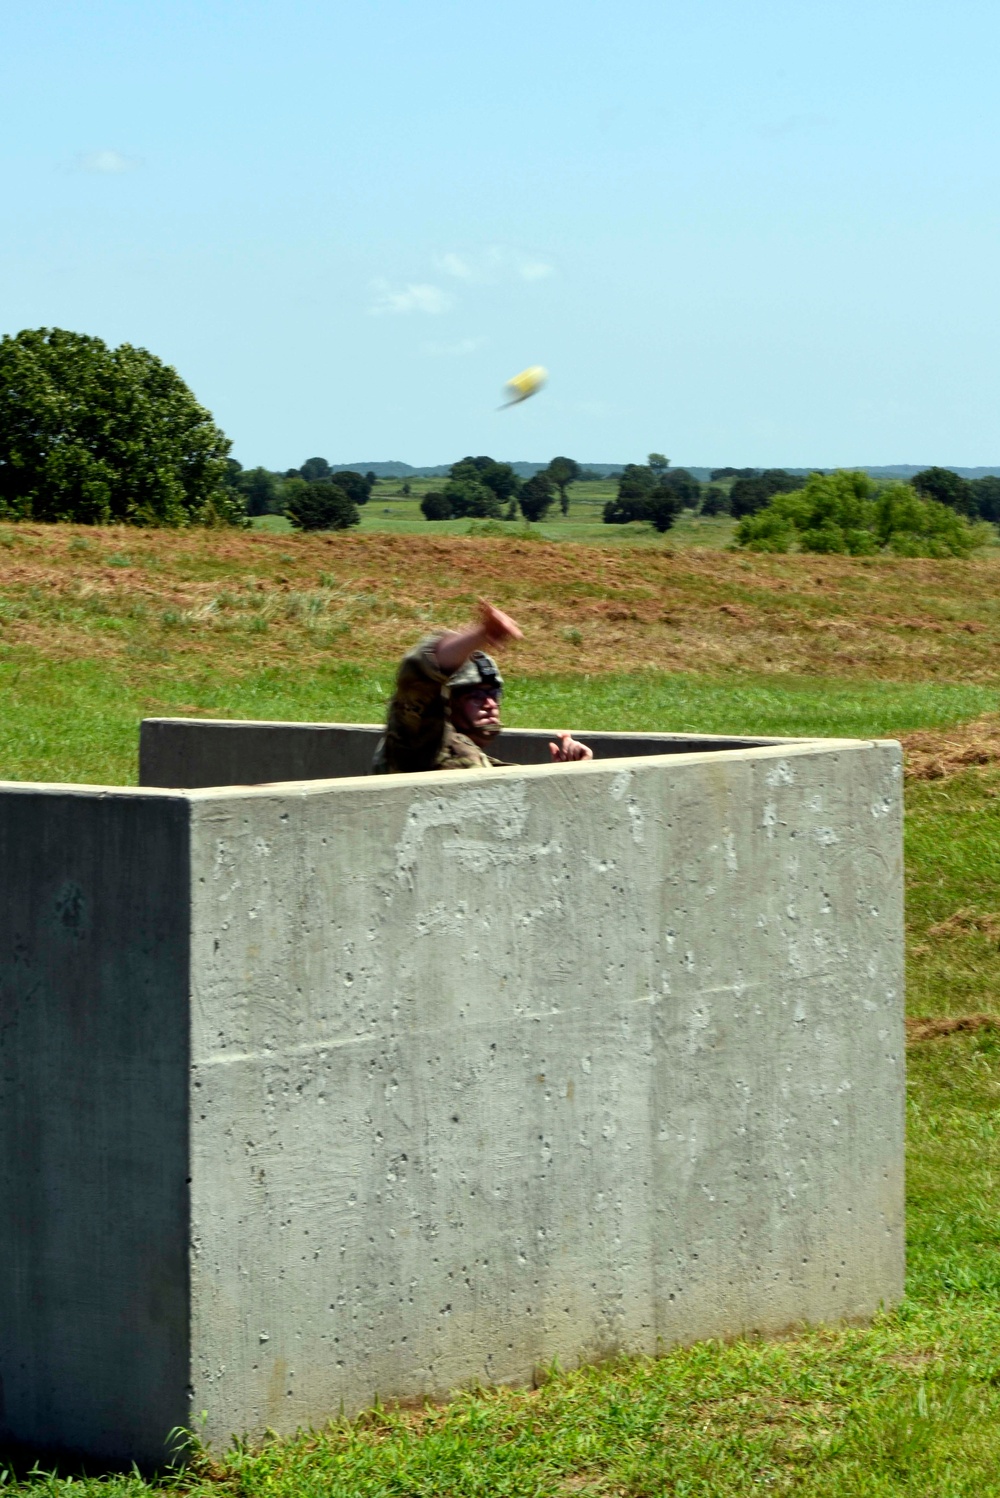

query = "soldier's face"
(451, 686), (502, 740)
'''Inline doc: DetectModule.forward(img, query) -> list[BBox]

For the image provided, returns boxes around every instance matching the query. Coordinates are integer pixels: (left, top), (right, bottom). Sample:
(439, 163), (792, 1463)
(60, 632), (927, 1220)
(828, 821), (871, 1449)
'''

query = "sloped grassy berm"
(2, 523), (1000, 1494)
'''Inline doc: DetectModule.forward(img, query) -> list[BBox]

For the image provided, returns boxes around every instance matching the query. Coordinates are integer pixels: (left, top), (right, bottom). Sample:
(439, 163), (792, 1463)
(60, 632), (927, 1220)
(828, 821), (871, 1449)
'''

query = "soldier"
(372, 598), (594, 774)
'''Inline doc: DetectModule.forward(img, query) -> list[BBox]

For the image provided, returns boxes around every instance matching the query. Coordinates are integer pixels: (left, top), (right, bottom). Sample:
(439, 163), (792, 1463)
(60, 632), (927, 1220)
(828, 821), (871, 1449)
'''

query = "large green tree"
(519, 471), (556, 522)
(420, 490), (453, 520)
(735, 470), (983, 557)
(970, 475), (1000, 523)
(658, 467), (701, 509)
(331, 470), (375, 507)
(602, 463), (681, 532)
(226, 462), (281, 516)
(450, 455), (521, 505)
(443, 476), (501, 518)
(911, 466), (976, 517)
(729, 469), (805, 519)
(285, 481), (359, 532)
(0, 327), (242, 525)
(300, 456), (332, 482)
(602, 463), (656, 523)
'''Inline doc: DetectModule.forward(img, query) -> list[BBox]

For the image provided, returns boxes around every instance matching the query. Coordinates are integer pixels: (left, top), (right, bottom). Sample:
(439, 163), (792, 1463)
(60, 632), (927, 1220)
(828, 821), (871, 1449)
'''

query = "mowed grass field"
(3, 520), (1000, 1494)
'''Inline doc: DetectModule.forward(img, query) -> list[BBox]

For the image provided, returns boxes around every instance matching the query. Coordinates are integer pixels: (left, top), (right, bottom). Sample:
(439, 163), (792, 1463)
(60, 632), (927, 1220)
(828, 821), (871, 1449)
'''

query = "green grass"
(507, 674), (997, 741)
(5, 654), (1000, 1492)
(905, 765), (1000, 1019)
(8, 1035), (1000, 1495)
(0, 650), (993, 786)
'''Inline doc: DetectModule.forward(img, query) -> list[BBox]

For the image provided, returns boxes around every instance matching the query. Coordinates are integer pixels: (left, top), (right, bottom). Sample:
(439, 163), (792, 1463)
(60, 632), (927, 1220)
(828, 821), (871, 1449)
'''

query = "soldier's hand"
(477, 598), (524, 644)
(549, 732), (594, 763)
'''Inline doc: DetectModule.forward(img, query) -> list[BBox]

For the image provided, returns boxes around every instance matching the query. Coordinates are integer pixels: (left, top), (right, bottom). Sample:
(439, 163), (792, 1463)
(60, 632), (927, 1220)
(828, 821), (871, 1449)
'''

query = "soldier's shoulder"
(435, 727), (495, 771)
(398, 633), (450, 687)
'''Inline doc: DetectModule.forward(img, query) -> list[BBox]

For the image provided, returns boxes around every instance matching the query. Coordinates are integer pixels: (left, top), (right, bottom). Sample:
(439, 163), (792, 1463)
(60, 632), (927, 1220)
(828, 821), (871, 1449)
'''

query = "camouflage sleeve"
(374, 633), (451, 774)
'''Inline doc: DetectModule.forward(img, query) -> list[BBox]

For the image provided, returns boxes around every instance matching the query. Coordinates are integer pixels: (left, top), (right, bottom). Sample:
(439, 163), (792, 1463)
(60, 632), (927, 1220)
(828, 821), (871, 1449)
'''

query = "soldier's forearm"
(433, 625), (491, 675)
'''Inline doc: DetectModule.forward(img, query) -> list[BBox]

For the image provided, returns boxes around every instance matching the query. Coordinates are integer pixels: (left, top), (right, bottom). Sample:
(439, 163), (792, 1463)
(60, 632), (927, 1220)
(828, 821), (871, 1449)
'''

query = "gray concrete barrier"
(0, 728), (905, 1469)
(139, 716), (789, 788)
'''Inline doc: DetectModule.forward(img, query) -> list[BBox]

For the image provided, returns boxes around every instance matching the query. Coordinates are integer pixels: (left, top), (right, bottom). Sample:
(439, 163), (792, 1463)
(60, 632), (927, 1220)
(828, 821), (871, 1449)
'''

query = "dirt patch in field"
(926, 908), (1000, 944)
(901, 715), (1000, 780)
(1, 525), (1000, 679)
(906, 1013), (1000, 1042)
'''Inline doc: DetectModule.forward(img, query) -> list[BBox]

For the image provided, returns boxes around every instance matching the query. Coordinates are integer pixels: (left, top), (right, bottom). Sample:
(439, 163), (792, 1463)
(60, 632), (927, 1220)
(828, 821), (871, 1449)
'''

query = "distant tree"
(647, 452), (670, 478)
(647, 485), (682, 533)
(285, 480), (359, 532)
(444, 477), (502, 518)
(280, 474), (307, 511)
(235, 465), (282, 516)
(546, 456), (580, 514)
(658, 467), (701, 509)
(912, 466), (976, 517)
(300, 456), (331, 483)
(365, 470), (377, 488)
(603, 463), (656, 523)
(700, 485), (731, 516)
(603, 462), (684, 532)
(401, 480), (412, 496)
(0, 326), (241, 525)
(450, 455), (522, 505)
(735, 470), (984, 558)
(970, 475), (1000, 524)
(730, 469), (805, 519)
(519, 471), (556, 522)
(710, 467), (756, 482)
(331, 469), (374, 507)
(420, 490), (452, 520)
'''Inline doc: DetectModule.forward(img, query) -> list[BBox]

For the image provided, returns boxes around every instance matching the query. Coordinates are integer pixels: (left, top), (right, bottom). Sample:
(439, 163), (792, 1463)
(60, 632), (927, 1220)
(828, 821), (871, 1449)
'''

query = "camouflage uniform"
(371, 633), (508, 774)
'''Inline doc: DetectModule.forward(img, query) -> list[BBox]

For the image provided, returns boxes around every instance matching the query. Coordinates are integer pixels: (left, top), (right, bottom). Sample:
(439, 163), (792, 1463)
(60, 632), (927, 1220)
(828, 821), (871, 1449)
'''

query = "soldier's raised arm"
(433, 598), (523, 675)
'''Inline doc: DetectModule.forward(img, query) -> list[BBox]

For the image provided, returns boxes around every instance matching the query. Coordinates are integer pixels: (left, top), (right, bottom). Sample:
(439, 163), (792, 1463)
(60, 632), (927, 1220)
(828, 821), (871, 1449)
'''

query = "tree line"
(0, 327), (244, 526)
(225, 458), (378, 531)
(1, 328), (997, 548)
(733, 470), (992, 558)
(419, 456), (581, 522)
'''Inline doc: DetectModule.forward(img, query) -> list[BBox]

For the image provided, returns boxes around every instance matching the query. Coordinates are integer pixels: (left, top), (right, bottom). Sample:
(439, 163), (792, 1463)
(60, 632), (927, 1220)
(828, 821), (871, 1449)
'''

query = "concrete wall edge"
(183, 737), (899, 801)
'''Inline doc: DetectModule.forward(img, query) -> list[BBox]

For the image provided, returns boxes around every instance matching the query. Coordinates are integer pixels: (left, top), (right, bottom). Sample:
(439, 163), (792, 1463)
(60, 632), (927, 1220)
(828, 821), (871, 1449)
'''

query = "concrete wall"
(139, 717), (788, 788)
(0, 787), (191, 1469)
(185, 740), (904, 1447)
(0, 735), (906, 1467)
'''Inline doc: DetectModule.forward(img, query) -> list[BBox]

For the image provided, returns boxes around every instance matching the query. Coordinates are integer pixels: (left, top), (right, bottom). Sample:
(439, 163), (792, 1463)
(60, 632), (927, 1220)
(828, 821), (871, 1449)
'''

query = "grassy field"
(3, 523), (1000, 1493)
(255, 476), (740, 549)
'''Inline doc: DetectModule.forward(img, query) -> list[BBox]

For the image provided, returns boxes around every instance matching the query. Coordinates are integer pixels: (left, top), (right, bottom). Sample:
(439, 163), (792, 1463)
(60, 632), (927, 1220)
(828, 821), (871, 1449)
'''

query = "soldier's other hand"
(549, 732), (593, 763)
(477, 598), (524, 644)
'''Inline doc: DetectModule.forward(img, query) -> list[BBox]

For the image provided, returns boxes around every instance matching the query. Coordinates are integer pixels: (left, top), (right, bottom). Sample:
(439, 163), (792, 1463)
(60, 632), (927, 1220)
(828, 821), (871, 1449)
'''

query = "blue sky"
(3, 1), (999, 468)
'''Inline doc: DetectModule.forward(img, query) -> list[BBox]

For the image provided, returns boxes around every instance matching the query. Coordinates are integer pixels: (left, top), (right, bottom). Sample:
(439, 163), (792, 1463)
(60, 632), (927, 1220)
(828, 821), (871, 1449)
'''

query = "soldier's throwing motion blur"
(372, 599), (593, 774)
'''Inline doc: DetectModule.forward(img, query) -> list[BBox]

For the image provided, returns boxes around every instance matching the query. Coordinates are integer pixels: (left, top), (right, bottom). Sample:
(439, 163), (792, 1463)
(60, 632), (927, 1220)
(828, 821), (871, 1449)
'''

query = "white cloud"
(439, 252), (476, 281)
(437, 248), (502, 283)
(369, 280), (452, 315)
(517, 259), (554, 281)
(75, 149), (140, 174)
(423, 336), (487, 357)
(437, 247), (555, 285)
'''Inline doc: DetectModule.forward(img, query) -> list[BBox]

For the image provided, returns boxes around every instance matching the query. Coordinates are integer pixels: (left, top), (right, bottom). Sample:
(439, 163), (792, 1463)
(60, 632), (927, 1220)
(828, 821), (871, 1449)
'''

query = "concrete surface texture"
(139, 717), (788, 788)
(0, 728), (905, 1469)
(0, 786), (192, 1468)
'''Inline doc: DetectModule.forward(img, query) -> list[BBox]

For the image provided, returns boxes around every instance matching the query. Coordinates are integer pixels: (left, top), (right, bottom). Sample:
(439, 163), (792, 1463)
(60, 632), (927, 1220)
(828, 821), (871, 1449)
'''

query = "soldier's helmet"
(447, 650), (504, 697)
